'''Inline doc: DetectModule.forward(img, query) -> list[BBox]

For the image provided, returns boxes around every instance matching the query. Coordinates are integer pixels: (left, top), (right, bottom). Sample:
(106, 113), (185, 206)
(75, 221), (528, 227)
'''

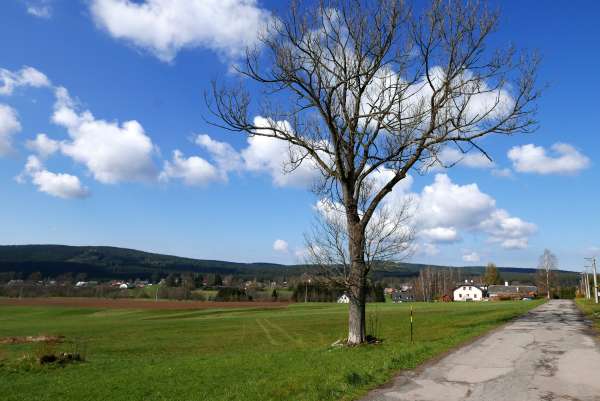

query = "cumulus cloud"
(18, 155), (89, 199)
(26, 133), (59, 158)
(462, 251), (480, 263)
(52, 87), (158, 183)
(273, 239), (289, 253)
(0, 104), (21, 156)
(0, 66), (51, 95)
(480, 209), (536, 250)
(159, 150), (221, 186)
(388, 173), (536, 250)
(241, 116), (324, 188)
(508, 143), (590, 175)
(89, 0), (271, 62)
(159, 134), (243, 186)
(417, 174), (496, 230)
(195, 134), (242, 173)
(420, 227), (460, 243)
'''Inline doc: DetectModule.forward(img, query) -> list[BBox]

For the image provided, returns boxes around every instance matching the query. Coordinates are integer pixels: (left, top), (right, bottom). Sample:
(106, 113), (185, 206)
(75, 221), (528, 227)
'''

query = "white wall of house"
(337, 294), (350, 304)
(453, 286), (483, 301)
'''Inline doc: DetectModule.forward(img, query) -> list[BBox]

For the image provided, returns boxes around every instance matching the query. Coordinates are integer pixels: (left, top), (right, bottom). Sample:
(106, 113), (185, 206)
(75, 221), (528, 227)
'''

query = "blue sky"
(1, 0), (599, 270)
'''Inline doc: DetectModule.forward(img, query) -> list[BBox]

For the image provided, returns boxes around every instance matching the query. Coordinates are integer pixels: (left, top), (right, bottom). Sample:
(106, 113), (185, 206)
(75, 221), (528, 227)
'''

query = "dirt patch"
(38, 352), (83, 365)
(0, 335), (65, 345)
(0, 297), (290, 310)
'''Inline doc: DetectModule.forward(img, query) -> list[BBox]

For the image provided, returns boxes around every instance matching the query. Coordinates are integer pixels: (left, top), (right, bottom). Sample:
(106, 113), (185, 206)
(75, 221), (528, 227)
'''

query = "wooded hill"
(0, 245), (579, 285)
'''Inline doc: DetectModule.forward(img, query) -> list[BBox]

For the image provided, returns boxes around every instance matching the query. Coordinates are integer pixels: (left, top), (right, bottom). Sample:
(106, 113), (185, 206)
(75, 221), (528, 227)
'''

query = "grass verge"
(575, 298), (600, 333)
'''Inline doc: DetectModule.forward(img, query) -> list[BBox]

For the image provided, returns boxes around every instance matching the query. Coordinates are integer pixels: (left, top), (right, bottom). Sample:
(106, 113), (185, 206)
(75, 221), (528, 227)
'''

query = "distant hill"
(0, 245), (579, 285)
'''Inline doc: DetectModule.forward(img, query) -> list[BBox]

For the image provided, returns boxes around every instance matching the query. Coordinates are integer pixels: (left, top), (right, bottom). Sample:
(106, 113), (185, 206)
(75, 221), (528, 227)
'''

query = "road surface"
(360, 300), (600, 401)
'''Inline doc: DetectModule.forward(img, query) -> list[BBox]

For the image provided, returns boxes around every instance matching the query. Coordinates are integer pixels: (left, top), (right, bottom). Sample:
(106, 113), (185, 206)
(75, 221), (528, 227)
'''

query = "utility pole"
(584, 257), (598, 303)
(585, 269), (591, 299)
(593, 258), (599, 304)
(581, 272), (588, 299)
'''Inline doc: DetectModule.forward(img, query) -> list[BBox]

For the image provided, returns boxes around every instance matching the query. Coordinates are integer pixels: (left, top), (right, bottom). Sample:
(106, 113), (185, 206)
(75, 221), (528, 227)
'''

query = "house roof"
(452, 284), (485, 292)
(488, 285), (537, 294)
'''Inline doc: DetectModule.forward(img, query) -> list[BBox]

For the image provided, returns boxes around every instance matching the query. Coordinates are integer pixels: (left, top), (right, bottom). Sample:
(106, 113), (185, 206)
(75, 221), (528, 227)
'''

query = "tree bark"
(346, 207), (368, 345)
(348, 274), (367, 345)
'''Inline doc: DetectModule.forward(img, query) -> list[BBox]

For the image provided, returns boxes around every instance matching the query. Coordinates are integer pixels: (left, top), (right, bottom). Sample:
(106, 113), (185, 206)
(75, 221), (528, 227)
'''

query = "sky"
(1, 0), (599, 270)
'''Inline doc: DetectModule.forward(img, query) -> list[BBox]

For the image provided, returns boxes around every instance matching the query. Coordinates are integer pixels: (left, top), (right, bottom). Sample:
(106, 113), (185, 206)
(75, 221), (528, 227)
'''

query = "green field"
(0, 300), (542, 401)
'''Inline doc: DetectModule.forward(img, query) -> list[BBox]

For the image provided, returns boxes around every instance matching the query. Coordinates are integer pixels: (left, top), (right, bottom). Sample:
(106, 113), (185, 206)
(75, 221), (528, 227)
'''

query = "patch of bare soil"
(0, 297), (290, 310)
(0, 335), (65, 345)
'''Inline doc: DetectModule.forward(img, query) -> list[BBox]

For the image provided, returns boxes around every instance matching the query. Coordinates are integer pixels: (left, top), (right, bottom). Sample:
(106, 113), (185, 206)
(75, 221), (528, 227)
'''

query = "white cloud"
(420, 227), (460, 243)
(436, 147), (495, 169)
(89, 0), (271, 62)
(413, 174), (536, 249)
(0, 66), (51, 95)
(378, 173), (536, 250)
(241, 117), (323, 187)
(26, 1), (52, 18)
(159, 150), (220, 186)
(0, 104), (21, 155)
(18, 155), (89, 199)
(462, 251), (480, 263)
(195, 134), (242, 173)
(52, 87), (158, 183)
(480, 209), (536, 250)
(508, 143), (590, 175)
(159, 134), (242, 186)
(273, 239), (289, 253)
(417, 174), (496, 230)
(26, 133), (59, 158)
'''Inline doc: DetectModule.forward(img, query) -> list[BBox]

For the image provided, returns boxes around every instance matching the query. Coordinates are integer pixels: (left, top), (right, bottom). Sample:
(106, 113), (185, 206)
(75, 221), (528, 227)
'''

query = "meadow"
(0, 299), (542, 401)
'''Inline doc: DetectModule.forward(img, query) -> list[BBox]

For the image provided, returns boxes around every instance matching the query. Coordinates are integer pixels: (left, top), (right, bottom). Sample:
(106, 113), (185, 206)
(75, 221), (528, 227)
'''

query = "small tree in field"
(483, 263), (502, 286)
(209, 0), (539, 344)
(537, 249), (557, 300)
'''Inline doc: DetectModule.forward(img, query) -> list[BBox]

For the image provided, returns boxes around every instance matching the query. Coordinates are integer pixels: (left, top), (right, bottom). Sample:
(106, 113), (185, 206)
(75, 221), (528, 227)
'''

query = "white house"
(337, 294), (350, 303)
(453, 282), (484, 301)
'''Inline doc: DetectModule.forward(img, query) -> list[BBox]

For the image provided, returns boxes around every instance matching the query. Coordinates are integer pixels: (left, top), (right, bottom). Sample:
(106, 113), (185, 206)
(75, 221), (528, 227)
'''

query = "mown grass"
(576, 298), (600, 332)
(0, 300), (542, 401)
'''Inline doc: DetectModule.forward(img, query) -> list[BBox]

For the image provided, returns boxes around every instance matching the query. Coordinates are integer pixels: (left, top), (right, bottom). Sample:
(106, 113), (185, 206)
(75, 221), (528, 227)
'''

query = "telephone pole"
(586, 269), (592, 299)
(585, 257), (598, 304)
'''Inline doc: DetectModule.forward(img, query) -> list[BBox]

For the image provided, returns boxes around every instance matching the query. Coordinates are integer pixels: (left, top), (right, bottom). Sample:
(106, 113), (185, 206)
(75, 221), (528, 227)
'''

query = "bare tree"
(209, 0), (539, 344)
(537, 249), (557, 300)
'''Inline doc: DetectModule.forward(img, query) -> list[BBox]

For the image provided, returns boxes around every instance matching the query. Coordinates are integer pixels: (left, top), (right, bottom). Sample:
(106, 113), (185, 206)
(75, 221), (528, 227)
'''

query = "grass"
(0, 300), (542, 401)
(576, 298), (600, 332)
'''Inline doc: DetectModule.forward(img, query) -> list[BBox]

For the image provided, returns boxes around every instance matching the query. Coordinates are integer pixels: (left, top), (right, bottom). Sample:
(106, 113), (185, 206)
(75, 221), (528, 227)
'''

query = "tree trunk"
(546, 270), (550, 300)
(348, 274), (366, 345)
(346, 211), (368, 345)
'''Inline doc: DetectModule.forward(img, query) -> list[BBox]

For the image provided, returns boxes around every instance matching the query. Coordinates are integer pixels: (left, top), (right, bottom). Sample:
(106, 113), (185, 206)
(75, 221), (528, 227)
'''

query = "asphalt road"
(360, 300), (600, 401)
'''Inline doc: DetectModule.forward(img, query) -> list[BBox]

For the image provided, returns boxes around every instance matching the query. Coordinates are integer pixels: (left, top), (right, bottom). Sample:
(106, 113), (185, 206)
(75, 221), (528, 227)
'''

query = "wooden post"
(410, 305), (413, 344)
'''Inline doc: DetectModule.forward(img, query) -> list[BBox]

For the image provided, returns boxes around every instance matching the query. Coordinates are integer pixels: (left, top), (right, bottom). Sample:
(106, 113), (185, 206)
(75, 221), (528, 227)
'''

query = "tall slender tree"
(209, 0), (540, 344)
(483, 263), (502, 286)
(537, 249), (557, 300)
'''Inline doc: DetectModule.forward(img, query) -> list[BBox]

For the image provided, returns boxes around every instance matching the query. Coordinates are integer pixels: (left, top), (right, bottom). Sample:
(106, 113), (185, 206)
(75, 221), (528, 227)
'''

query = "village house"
(453, 281), (485, 301)
(488, 282), (537, 300)
(337, 294), (350, 303)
